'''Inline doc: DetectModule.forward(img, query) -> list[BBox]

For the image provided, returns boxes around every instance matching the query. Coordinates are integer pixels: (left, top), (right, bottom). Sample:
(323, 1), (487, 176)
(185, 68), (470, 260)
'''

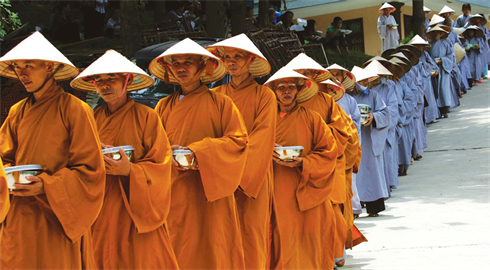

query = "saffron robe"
(0, 85), (105, 269)
(377, 14), (400, 52)
(274, 105), (338, 270)
(299, 91), (350, 259)
(212, 75), (278, 270)
(0, 159), (8, 225)
(350, 89), (390, 203)
(92, 99), (178, 269)
(155, 85), (248, 270)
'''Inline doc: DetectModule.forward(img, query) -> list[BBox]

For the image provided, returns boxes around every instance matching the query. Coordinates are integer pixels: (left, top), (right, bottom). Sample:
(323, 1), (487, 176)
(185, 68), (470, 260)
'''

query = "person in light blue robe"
(456, 2), (472, 28)
(463, 28), (484, 83)
(419, 49), (441, 123)
(377, 8), (399, 52)
(370, 77), (398, 192)
(397, 71), (416, 175)
(410, 63), (428, 158)
(429, 30), (455, 118)
(349, 80), (390, 216)
(337, 93), (362, 215)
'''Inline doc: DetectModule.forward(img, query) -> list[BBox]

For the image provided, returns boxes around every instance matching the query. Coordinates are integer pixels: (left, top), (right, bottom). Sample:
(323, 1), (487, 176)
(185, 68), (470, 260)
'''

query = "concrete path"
(344, 79), (490, 270)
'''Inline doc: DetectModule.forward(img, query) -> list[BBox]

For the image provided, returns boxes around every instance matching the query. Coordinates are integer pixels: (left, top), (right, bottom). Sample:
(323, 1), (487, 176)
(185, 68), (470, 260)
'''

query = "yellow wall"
(304, 5), (459, 56)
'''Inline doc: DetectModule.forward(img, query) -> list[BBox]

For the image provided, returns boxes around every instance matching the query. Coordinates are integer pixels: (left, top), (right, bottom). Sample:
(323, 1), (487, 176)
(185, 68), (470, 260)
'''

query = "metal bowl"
(361, 114), (370, 125)
(358, 104), (372, 114)
(4, 164), (43, 190)
(173, 149), (195, 169)
(275, 146), (304, 161)
(102, 145), (135, 161)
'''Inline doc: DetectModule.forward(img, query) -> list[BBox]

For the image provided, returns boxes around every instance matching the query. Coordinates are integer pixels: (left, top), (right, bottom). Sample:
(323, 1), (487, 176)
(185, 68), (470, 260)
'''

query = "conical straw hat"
(452, 27), (466, 36)
(423, 6), (431, 13)
(0, 31), (78, 81)
(465, 25), (484, 38)
(381, 49), (396, 59)
(429, 14), (445, 26)
(384, 59), (406, 78)
(318, 79), (345, 102)
(397, 44), (422, 57)
(427, 25), (449, 40)
(395, 48), (420, 65)
(71, 50), (155, 92)
(284, 53), (332, 82)
(389, 57), (411, 73)
(379, 3), (395, 12)
(326, 63), (356, 90)
(363, 56), (391, 68)
(407, 34), (430, 46)
(364, 60), (393, 76)
(264, 67), (318, 104)
(469, 14), (487, 26)
(438, 5), (455, 15)
(454, 43), (466, 64)
(391, 52), (410, 61)
(206, 33), (271, 78)
(351, 66), (378, 83)
(148, 38), (226, 85)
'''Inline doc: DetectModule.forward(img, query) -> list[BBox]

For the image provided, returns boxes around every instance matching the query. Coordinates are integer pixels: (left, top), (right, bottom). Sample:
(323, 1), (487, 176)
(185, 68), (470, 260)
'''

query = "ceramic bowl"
(4, 164), (43, 190)
(275, 146), (304, 161)
(102, 145), (135, 161)
(173, 149), (195, 169)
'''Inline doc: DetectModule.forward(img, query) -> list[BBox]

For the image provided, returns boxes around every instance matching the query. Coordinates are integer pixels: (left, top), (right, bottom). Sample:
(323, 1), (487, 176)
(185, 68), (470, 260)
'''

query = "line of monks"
(3, 18), (486, 268)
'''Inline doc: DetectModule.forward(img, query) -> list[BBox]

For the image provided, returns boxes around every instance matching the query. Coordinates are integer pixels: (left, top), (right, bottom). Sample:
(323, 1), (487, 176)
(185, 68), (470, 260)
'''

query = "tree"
(121, 0), (142, 57)
(230, 0), (246, 36)
(206, 0), (226, 38)
(412, 0), (425, 39)
(258, 0), (269, 27)
(154, 1), (166, 23)
(0, 0), (22, 38)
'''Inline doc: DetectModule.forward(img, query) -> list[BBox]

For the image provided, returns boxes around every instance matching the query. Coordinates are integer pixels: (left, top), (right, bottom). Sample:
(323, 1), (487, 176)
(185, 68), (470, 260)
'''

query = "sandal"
(335, 259), (345, 267)
(353, 214), (359, 219)
(368, 213), (379, 217)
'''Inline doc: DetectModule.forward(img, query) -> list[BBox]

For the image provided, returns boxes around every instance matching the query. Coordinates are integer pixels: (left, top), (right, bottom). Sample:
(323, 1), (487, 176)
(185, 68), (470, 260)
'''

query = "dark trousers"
(363, 198), (386, 215)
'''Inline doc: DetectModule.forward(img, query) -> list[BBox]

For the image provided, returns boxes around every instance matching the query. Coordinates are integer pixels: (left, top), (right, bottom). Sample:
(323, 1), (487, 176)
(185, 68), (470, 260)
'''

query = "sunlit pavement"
(343, 79), (490, 270)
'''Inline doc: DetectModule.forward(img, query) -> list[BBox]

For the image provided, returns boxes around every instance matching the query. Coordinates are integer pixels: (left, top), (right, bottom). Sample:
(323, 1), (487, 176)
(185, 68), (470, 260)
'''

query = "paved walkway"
(344, 79), (490, 270)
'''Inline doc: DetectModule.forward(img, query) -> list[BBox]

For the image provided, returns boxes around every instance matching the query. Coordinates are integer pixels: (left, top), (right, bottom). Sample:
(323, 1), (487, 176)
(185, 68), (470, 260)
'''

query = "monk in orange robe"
(150, 38), (248, 269)
(0, 159), (8, 228)
(266, 68), (338, 269)
(70, 50), (179, 269)
(208, 34), (281, 270)
(0, 32), (105, 269)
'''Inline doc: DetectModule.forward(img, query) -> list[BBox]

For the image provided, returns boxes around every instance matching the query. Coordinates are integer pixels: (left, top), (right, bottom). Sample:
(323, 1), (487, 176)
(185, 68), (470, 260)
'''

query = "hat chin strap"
(168, 61), (208, 89)
(117, 74), (131, 100)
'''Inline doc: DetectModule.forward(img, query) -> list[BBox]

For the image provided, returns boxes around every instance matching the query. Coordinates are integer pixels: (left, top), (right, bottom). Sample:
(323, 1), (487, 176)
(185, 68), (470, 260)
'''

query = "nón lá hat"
(318, 79), (345, 102)
(0, 31), (79, 81)
(326, 63), (356, 90)
(71, 50), (155, 92)
(284, 53), (332, 83)
(264, 66), (318, 104)
(351, 66), (378, 83)
(423, 6), (431, 13)
(364, 60), (393, 76)
(468, 14), (487, 26)
(438, 5), (455, 15)
(379, 3), (395, 12)
(407, 34), (430, 47)
(429, 14), (445, 27)
(427, 25), (449, 40)
(206, 33), (271, 78)
(148, 38), (226, 85)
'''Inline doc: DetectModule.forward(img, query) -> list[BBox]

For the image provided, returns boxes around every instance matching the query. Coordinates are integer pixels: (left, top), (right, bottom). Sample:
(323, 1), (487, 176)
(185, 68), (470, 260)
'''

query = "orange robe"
(155, 85), (248, 269)
(92, 99), (179, 269)
(274, 105), (338, 270)
(212, 76), (279, 270)
(0, 85), (105, 269)
(300, 92), (350, 258)
(0, 159), (8, 224)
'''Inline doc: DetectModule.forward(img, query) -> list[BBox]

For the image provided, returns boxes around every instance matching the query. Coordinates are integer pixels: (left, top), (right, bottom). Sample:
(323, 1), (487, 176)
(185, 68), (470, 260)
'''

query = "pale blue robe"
(397, 75), (416, 167)
(350, 88), (390, 202)
(420, 50), (440, 123)
(429, 39), (455, 108)
(456, 14), (472, 28)
(411, 65), (428, 155)
(372, 78), (398, 191)
(377, 14), (400, 52)
(465, 37), (484, 79)
(337, 94), (362, 215)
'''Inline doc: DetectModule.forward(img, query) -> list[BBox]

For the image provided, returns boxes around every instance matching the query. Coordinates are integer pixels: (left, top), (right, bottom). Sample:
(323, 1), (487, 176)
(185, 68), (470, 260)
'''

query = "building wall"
(304, 4), (459, 57)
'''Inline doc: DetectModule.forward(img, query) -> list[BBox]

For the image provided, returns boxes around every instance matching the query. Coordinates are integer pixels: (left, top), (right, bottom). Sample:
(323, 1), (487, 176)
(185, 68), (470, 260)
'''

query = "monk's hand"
(171, 145), (189, 171)
(10, 176), (45, 196)
(272, 143), (282, 162)
(364, 113), (374, 126)
(276, 157), (303, 168)
(104, 148), (131, 176)
(101, 142), (114, 149)
(432, 70), (439, 77)
(387, 25), (393, 29)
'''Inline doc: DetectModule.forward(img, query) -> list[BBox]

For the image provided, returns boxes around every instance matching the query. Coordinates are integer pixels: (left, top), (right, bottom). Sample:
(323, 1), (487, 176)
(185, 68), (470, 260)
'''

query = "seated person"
(325, 17), (350, 55)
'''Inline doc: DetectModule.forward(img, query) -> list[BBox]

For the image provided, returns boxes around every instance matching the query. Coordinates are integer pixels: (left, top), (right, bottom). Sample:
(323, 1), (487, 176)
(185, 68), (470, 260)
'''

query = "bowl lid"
(173, 149), (193, 155)
(4, 164), (43, 173)
(358, 104), (371, 108)
(275, 146), (304, 150)
(102, 145), (135, 154)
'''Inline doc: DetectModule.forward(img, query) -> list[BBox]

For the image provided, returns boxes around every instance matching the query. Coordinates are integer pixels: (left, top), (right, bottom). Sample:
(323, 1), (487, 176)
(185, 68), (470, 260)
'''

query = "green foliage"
(327, 49), (373, 70)
(400, 32), (415, 44)
(0, 0), (22, 38)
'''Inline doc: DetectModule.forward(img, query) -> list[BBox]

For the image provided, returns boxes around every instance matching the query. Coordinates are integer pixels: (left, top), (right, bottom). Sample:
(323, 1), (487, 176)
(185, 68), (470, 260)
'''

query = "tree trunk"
(154, 1), (166, 22)
(121, 0), (142, 56)
(230, 0), (246, 36)
(206, 0), (226, 38)
(258, 0), (269, 27)
(412, 0), (425, 39)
